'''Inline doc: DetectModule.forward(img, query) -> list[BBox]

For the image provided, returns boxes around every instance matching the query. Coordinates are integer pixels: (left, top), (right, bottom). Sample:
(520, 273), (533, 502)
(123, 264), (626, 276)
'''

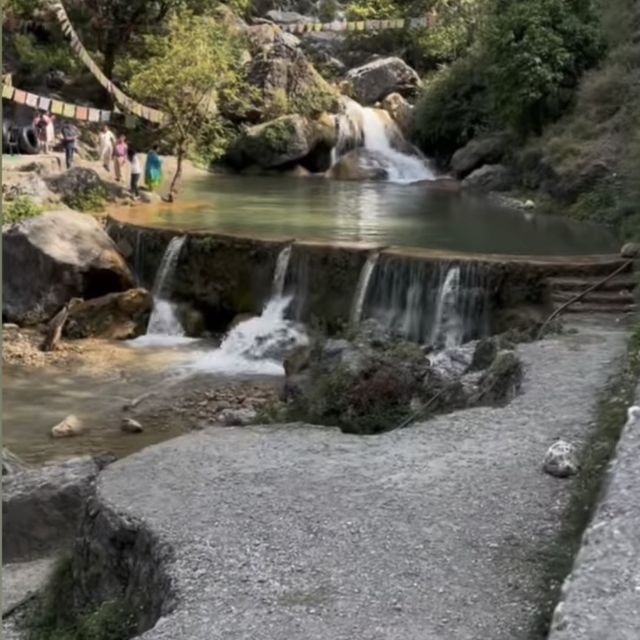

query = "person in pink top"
(113, 134), (128, 182)
(32, 110), (51, 153)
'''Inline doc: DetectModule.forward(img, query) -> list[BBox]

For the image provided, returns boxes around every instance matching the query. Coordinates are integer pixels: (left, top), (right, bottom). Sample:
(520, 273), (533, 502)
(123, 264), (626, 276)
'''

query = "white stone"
(50, 414), (84, 438)
(543, 440), (578, 478)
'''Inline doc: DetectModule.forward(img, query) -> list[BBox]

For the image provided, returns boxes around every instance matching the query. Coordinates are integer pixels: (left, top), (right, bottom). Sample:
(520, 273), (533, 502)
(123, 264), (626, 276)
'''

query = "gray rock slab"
(3, 456), (98, 562)
(547, 397), (640, 639)
(92, 327), (626, 639)
(2, 557), (57, 615)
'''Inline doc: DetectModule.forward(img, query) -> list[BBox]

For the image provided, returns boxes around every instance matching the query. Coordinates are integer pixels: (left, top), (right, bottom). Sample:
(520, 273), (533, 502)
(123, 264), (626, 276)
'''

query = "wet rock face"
(63, 288), (152, 340)
(3, 210), (134, 325)
(2, 457), (99, 562)
(329, 148), (389, 180)
(380, 92), (414, 137)
(462, 164), (516, 192)
(343, 57), (421, 105)
(451, 135), (509, 179)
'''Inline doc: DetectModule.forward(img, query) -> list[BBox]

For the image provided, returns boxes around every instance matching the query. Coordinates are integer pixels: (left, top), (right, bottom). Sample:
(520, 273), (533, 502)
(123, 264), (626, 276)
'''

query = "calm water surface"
(115, 175), (618, 256)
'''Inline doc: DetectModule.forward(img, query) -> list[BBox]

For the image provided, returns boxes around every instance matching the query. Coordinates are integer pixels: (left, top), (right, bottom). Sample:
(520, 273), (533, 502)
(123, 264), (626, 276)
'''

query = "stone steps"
(546, 269), (638, 316)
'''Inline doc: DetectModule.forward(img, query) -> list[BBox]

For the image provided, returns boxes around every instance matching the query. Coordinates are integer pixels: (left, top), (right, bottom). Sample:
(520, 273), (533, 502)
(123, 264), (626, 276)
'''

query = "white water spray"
(350, 252), (379, 328)
(331, 97), (434, 184)
(146, 236), (186, 337)
(190, 246), (307, 375)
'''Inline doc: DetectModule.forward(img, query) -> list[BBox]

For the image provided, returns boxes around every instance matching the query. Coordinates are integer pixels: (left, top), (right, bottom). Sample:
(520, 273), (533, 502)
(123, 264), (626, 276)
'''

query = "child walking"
(128, 147), (141, 198)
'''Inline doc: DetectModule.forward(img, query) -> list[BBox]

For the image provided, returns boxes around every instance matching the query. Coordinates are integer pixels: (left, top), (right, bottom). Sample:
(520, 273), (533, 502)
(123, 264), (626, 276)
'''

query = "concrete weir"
(106, 216), (633, 336)
(69, 324), (628, 639)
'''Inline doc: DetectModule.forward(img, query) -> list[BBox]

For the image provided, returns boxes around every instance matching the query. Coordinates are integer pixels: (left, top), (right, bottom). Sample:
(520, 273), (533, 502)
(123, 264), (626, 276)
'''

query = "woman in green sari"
(144, 145), (163, 191)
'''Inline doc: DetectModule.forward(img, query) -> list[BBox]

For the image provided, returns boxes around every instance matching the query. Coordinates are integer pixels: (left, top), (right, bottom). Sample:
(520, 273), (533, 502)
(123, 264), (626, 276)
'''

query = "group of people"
(31, 111), (164, 197)
(98, 125), (163, 197)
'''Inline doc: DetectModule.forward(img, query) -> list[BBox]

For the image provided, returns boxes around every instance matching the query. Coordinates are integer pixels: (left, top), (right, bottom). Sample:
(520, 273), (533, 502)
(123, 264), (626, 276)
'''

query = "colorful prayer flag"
(88, 108), (100, 122)
(2, 84), (14, 100)
(25, 92), (38, 107)
(62, 103), (76, 117)
(38, 96), (51, 111)
(75, 106), (88, 120)
(100, 110), (111, 123)
(51, 100), (64, 115)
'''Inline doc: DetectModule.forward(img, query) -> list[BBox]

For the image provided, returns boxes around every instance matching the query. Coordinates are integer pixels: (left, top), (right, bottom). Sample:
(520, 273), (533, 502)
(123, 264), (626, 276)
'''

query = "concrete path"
(88, 326), (626, 640)
(547, 387), (640, 640)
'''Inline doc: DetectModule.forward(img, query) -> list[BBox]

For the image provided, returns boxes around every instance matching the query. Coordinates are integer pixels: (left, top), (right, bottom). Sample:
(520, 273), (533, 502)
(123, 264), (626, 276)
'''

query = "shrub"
(63, 186), (107, 213)
(3, 196), (43, 224)
(412, 57), (491, 159)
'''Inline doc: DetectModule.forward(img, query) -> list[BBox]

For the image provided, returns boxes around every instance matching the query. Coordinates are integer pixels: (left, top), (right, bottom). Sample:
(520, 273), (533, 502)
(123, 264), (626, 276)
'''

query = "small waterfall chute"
(350, 252), (379, 328)
(135, 236), (189, 345)
(430, 266), (463, 349)
(272, 244), (292, 298)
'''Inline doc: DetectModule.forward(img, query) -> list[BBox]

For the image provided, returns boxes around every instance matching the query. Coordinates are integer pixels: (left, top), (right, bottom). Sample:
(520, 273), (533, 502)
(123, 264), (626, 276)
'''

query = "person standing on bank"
(98, 124), (116, 172)
(113, 134), (128, 182)
(60, 120), (78, 169)
(128, 147), (141, 198)
(144, 144), (163, 191)
(45, 111), (55, 153)
(33, 110), (50, 153)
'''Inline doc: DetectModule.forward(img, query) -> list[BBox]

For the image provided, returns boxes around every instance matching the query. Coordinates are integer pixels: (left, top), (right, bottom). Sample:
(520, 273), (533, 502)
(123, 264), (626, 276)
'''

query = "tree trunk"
(169, 149), (184, 202)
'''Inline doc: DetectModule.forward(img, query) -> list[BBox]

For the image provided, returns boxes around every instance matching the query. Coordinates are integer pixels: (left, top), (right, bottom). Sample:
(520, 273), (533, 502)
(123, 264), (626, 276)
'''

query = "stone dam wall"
(106, 217), (627, 339)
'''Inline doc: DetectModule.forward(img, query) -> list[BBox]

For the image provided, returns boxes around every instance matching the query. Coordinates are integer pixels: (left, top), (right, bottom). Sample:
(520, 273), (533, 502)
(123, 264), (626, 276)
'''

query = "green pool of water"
(116, 175), (619, 256)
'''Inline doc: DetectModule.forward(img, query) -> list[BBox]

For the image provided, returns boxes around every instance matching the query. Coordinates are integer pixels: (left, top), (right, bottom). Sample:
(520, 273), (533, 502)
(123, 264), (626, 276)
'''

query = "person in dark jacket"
(59, 120), (78, 169)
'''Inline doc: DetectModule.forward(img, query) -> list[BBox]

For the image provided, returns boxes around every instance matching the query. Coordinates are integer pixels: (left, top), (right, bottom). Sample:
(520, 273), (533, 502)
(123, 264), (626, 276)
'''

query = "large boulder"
(231, 114), (335, 169)
(45, 167), (128, 203)
(63, 288), (153, 340)
(242, 30), (339, 120)
(461, 164), (516, 192)
(329, 148), (389, 181)
(2, 210), (134, 325)
(2, 456), (99, 562)
(342, 57), (421, 105)
(451, 135), (509, 178)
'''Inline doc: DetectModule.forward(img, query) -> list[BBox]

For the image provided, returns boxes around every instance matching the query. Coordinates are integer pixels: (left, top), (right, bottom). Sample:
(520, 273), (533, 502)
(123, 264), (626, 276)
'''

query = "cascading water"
(145, 236), (186, 337)
(430, 266), (463, 349)
(272, 245), (292, 298)
(189, 245), (307, 375)
(362, 259), (491, 345)
(330, 97), (435, 184)
(350, 252), (379, 328)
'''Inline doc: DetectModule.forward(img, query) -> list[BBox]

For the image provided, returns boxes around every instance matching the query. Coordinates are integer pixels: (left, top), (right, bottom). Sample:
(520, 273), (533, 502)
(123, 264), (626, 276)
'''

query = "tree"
(482, 0), (604, 135)
(128, 11), (245, 199)
(81, 0), (182, 81)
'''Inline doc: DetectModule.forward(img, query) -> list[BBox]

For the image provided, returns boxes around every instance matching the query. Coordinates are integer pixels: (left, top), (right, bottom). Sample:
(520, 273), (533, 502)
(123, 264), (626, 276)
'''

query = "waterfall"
(146, 236), (186, 336)
(350, 252), (379, 328)
(360, 107), (433, 184)
(330, 97), (434, 184)
(430, 266), (463, 349)
(362, 258), (491, 345)
(189, 245), (307, 374)
(272, 245), (292, 298)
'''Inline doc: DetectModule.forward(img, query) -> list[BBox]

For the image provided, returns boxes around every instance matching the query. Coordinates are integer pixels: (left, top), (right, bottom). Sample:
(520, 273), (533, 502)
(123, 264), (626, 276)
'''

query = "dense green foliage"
(414, 0), (604, 154)
(3, 196), (44, 224)
(483, 0), (603, 135)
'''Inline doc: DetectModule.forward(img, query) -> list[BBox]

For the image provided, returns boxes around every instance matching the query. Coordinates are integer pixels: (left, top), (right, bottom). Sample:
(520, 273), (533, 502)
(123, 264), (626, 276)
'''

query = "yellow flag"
(2, 84), (14, 99)
(62, 103), (76, 117)
(51, 100), (63, 115)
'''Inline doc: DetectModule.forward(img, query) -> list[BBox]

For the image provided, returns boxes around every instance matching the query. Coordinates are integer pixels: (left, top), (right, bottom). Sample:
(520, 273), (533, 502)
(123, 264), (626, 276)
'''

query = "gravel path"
(92, 325), (627, 640)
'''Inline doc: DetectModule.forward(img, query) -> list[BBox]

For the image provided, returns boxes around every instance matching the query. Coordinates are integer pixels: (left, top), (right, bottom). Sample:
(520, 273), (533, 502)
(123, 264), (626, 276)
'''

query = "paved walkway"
(84, 325), (627, 640)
